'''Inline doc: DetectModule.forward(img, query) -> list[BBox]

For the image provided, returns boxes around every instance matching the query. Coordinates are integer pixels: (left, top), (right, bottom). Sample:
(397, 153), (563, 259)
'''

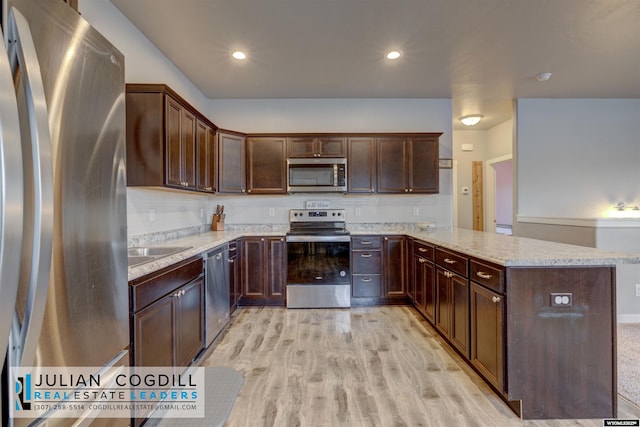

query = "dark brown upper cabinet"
(125, 84), (217, 193)
(217, 130), (247, 194)
(246, 137), (287, 194)
(377, 134), (440, 194)
(347, 137), (377, 193)
(287, 136), (346, 158)
(196, 120), (217, 193)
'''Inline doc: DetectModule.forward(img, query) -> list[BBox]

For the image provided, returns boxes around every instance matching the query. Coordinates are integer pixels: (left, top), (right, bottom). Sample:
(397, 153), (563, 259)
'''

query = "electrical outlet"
(355, 207), (361, 216)
(149, 209), (155, 222)
(413, 207), (420, 216)
(636, 284), (640, 297)
(550, 293), (572, 307)
(269, 208), (275, 217)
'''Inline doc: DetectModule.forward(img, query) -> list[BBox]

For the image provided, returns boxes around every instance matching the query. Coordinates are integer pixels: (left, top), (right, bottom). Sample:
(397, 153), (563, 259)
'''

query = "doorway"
(485, 155), (513, 235)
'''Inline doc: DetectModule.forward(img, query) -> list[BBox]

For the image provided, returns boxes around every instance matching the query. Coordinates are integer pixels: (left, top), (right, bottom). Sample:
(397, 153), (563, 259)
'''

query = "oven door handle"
(286, 235), (351, 243)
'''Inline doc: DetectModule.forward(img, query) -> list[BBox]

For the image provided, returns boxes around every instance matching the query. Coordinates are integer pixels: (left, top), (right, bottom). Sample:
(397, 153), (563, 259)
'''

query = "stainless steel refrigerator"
(1, 0), (129, 425)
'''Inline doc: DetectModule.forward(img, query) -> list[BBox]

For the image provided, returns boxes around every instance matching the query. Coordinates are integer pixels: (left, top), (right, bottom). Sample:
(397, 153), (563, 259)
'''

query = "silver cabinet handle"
(444, 258), (456, 264)
(418, 258), (426, 264)
(361, 241), (372, 245)
(228, 259), (234, 264)
(0, 18), (24, 371)
(361, 254), (372, 258)
(9, 8), (55, 368)
(477, 271), (493, 280)
(492, 296), (501, 303)
(418, 248), (428, 253)
(361, 277), (372, 282)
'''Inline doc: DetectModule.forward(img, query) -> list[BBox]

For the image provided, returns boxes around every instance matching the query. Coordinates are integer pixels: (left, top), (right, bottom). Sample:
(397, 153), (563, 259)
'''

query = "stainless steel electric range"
(286, 209), (351, 308)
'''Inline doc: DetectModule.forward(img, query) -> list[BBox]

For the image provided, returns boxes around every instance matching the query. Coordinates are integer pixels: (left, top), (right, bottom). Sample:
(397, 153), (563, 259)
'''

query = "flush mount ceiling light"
(536, 72), (552, 82)
(231, 51), (247, 60)
(459, 114), (484, 126)
(385, 50), (401, 60)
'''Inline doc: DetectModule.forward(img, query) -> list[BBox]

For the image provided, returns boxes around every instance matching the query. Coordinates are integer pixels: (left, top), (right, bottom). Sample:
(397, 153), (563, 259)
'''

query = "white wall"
(79, 0), (210, 114)
(516, 99), (640, 219)
(494, 160), (513, 226)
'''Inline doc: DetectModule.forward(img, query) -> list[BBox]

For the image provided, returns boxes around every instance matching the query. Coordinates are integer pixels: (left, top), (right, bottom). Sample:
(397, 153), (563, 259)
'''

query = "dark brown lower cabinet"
(129, 256), (205, 427)
(470, 281), (505, 392)
(382, 236), (407, 297)
(229, 239), (240, 312)
(239, 236), (286, 305)
(413, 252), (435, 323)
(436, 266), (469, 359)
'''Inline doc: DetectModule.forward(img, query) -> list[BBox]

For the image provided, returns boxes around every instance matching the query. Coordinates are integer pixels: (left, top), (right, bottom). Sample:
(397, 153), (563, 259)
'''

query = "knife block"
(211, 214), (225, 231)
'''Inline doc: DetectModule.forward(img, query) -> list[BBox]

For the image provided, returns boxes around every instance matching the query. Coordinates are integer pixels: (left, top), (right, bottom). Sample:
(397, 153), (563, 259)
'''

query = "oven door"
(286, 235), (351, 308)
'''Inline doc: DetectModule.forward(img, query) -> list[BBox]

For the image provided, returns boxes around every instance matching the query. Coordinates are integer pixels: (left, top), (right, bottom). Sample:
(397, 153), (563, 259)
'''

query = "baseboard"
(617, 314), (640, 323)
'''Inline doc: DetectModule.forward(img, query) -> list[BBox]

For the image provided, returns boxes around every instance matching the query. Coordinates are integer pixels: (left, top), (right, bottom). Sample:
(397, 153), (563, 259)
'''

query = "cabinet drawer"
(470, 260), (505, 294)
(130, 256), (203, 312)
(351, 236), (382, 250)
(435, 248), (468, 277)
(352, 274), (382, 297)
(413, 240), (434, 260)
(352, 251), (382, 274)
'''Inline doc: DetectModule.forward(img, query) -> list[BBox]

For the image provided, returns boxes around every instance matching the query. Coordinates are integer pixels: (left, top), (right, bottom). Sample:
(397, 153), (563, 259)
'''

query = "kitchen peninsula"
(128, 226), (640, 420)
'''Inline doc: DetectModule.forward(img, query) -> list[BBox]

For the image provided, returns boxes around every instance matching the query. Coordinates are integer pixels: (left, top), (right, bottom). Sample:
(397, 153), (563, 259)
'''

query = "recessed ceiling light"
(232, 51), (247, 60)
(386, 51), (401, 60)
(459, 115), (484, 126)
(536, 72), (552, 82)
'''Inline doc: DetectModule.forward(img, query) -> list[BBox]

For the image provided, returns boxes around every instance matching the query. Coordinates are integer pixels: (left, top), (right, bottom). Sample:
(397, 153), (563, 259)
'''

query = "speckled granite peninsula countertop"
(128, 225), (640, 282)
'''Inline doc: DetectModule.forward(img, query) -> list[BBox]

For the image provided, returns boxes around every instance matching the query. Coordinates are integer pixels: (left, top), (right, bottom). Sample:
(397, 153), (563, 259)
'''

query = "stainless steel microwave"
(287, 158), (347, 193)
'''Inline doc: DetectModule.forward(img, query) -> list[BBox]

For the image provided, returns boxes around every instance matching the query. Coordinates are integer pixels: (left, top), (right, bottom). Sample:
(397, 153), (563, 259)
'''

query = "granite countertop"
(128, 225), (640, 282)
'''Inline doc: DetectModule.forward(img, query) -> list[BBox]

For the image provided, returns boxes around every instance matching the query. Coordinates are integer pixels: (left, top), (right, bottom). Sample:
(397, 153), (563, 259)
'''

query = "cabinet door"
(470, 282), (505, 392)
(423, 261), (436, 324)
(267, 237), (286, 300)
(196, 120), (216, 192)
(133, 294), (175, 367)
(175, 277), (204, 367)
(435, 267), (451, 337)
(217, 131), (246, 193)
(229, 242), (239, 310)
(413, 255), (426, 310)
(241, 237), (267, 298)
(182, 109), (196, 189)
(348, 137), (376, 193)
(408, 137), (438, 193)
(383, 236), (406, 297)
(165, 97), (183, 188)
(318, 137), (346, 157)
(377, 137), (407, 193)
(287, 137), (316, 157)
(450, 274), (470, 358)
(246, 137), (287, 194)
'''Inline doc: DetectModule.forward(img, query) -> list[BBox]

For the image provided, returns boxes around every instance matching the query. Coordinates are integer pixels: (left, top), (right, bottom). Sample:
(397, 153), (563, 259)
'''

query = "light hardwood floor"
(201, 306), (640, 427)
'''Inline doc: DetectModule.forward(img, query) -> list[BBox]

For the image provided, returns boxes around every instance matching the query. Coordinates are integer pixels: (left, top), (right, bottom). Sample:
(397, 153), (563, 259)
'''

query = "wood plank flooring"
(201, 306), (640, 427)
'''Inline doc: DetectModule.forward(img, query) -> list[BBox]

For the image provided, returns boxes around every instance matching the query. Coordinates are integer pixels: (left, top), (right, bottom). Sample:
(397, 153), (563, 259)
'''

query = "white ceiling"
(109, 0), (640, 130)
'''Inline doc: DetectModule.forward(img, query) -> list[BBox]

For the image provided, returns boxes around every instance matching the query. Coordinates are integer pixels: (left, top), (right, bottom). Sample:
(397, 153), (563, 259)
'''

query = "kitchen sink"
(127, 246), (192, 267)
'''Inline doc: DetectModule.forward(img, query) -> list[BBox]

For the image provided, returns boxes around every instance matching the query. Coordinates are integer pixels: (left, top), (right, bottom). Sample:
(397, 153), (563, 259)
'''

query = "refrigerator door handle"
(0, 12), (24, 382)
(7, 7), (54, 368)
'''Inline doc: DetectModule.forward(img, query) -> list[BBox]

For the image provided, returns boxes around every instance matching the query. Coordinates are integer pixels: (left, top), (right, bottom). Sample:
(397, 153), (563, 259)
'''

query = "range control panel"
(289, 209), (346, 222)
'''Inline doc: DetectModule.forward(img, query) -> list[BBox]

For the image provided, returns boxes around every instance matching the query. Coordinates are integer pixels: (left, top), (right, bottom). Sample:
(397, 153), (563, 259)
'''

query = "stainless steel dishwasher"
(204, 244), (230, 347)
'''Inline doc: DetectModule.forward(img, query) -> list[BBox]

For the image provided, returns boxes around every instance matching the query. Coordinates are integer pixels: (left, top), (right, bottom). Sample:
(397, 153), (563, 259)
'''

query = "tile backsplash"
(126, 187), (453, 238)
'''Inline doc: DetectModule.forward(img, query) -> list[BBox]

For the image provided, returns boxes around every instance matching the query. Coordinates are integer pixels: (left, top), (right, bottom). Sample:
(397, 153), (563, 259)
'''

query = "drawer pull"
(476, 271), (493, 280)
(361, 254), (372, 258)
(444, 258), (456, 264)
(361, 278), (373, 282)
(361, 241), (372, 245)
(492, 296), (501, 303)
(418, 258), (426, 264)
(418, 248), (428, 253)
(229, 247), (237, 252)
